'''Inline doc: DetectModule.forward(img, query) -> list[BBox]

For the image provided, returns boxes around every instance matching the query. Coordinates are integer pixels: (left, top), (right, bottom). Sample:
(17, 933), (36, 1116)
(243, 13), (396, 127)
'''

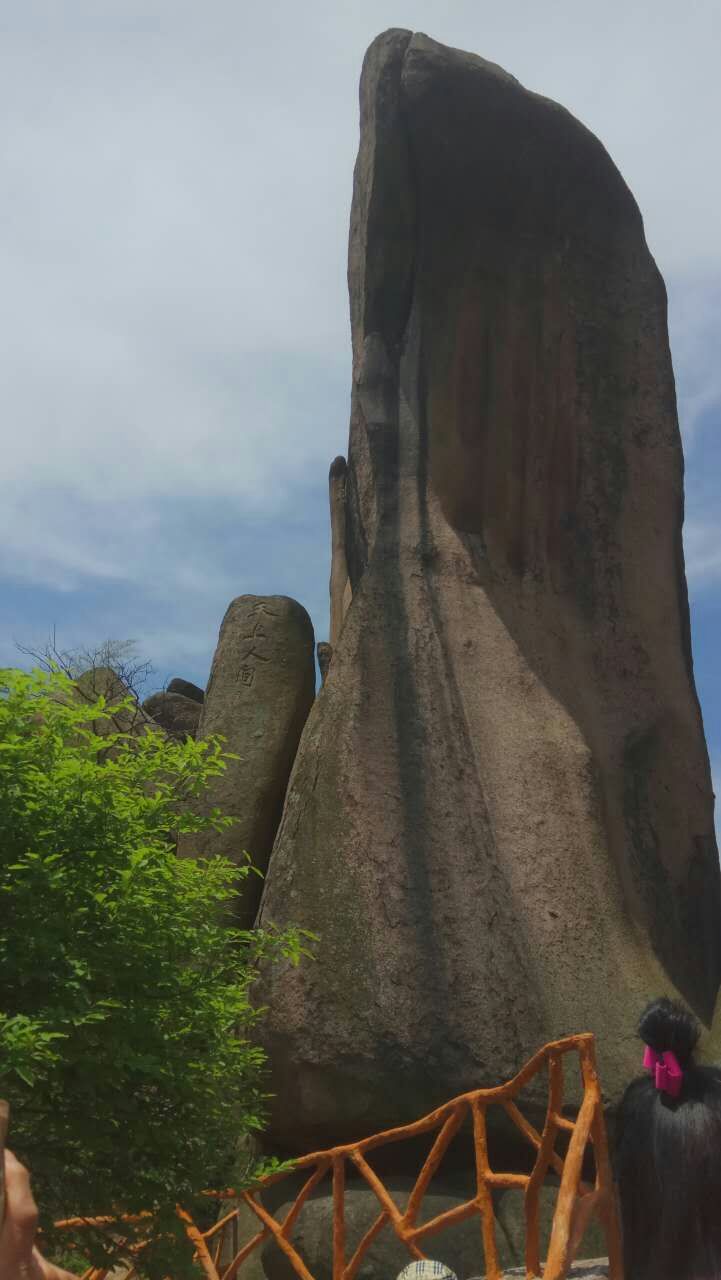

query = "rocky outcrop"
(142, 691), (202, 739)
(178, 596), (315, 927)
(167, 677), (205, 704)
(256, 30), (721, 1151)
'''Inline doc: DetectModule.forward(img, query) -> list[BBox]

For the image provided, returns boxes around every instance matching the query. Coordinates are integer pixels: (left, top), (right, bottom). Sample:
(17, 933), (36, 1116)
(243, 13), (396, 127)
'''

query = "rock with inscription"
(167, 677), (205, 704)
(257, 29), (721, 1151)
(142, 691), (201, 739)
(178, 596), (315, 927)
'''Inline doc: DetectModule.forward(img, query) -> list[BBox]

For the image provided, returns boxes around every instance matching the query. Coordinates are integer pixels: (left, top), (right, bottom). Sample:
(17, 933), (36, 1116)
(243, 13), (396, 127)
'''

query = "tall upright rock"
(257, 31), (721, 1153)
(179, 596), (315, 928)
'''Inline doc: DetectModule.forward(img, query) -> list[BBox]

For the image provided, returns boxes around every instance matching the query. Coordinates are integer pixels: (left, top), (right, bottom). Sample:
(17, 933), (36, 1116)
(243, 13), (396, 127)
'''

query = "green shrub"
(0, 667), (310, 1277)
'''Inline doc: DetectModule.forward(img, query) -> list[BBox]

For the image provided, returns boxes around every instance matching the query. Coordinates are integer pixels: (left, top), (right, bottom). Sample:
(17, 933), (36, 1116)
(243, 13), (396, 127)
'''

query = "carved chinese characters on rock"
(237, 602), (277, 688)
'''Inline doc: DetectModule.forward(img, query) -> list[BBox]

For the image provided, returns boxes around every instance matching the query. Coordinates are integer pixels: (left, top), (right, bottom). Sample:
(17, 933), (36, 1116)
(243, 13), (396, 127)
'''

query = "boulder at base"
(220, 1176), (603, 1280)
(256, 29), (721, 1152)
(178, 596), (315, 927)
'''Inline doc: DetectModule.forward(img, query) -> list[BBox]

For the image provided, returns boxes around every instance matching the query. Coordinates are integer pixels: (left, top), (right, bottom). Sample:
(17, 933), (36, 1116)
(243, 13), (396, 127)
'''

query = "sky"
(1, 1), (719, 796)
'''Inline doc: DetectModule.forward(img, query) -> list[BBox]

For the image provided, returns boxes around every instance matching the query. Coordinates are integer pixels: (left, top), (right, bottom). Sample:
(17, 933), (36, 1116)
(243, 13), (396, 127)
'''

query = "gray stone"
(167, 677), (205, 704)
(256, 30), (720, 1151)
(142, 691), (202, 739)
(178, 596), (315, 927)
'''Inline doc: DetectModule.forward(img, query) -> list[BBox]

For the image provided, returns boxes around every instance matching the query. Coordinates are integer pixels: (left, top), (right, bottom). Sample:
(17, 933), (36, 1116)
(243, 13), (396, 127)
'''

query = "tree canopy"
(0, 667), (310, 1277)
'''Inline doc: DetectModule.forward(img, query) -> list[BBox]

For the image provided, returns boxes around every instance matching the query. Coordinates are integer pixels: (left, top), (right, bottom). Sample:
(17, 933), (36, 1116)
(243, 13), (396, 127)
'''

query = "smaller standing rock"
(177, 595), (315, 928)
(167, 677), (205, 704)
(142, 691), (202, 739)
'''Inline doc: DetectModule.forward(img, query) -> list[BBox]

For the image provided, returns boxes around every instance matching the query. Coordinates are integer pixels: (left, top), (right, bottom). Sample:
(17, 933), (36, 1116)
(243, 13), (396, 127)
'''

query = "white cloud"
(1, 0), (720, 515)
(0, 0), (719, 686)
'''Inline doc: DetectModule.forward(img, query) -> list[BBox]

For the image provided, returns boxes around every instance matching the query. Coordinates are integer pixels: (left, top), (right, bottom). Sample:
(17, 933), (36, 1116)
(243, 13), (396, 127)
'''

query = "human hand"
(0, 1151), (76, 1280)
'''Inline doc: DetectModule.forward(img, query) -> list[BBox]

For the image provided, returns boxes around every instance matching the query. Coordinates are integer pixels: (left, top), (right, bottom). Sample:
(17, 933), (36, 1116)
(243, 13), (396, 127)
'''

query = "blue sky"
(1, 1), (719, 797)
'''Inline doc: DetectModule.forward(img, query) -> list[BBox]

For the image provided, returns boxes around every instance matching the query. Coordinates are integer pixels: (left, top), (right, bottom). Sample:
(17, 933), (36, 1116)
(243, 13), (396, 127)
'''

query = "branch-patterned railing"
(55, 1033), (622, 1280)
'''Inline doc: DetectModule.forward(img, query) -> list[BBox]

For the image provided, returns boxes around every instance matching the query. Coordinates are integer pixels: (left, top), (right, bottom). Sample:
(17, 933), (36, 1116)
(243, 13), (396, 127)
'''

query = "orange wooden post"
(332, 1158), (345, 1280)
(588, 1057), (624, 1280)
(472, 1101), (501, 1280)
(177, 1206), (222, 1280)
(524, 1053), (563, 1278)
(543, 1087), (596, 1280)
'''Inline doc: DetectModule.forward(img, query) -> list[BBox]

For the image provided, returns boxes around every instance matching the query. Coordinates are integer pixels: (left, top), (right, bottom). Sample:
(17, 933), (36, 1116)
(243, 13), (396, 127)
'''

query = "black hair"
(615, 997), (721, 1280)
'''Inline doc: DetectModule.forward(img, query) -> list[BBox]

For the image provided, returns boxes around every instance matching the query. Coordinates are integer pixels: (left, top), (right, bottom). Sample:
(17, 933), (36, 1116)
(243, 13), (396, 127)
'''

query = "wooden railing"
(55, 1033), (622, 1280)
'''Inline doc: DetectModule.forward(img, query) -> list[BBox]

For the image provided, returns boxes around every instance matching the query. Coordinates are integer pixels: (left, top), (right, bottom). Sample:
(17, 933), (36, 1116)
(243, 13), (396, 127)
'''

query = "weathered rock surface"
(167, 677), (205, 704)
(142, 691), (202, 739)
(257, 30), (721, 1150)
(178, 596), (315, 927)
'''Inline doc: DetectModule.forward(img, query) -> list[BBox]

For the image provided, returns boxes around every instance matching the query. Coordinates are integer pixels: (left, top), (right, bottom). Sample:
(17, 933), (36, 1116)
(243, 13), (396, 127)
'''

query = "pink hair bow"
(643, 1046), (683, 1098)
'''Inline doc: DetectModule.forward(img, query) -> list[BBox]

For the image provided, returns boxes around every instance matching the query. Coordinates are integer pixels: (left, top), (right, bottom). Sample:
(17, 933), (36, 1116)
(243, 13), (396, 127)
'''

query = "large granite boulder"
(219, 1175), (603, 1280)
(256, 30), (721, 1151)
(142, 690), (202, 739)
(178, 596), (315, 927)
(167, 677), (205, 704)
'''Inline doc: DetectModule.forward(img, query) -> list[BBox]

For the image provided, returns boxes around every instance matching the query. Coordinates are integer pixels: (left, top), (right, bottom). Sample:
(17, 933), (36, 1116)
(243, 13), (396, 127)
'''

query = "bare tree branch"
(14, 630), (156, 735)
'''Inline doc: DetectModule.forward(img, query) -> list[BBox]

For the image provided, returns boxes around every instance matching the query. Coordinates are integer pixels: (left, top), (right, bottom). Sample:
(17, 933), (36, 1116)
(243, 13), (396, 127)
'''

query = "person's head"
(615, 996), (721, 1280)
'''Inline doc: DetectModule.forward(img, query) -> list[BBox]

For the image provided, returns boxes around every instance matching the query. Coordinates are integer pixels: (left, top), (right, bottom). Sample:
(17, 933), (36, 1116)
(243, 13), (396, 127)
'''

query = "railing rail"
(55, 1033), (623, 1280)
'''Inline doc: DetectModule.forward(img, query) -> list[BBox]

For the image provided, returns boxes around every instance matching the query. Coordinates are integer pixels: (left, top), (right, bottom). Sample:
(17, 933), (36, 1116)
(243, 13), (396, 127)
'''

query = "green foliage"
(0, 667), (311, 1277)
